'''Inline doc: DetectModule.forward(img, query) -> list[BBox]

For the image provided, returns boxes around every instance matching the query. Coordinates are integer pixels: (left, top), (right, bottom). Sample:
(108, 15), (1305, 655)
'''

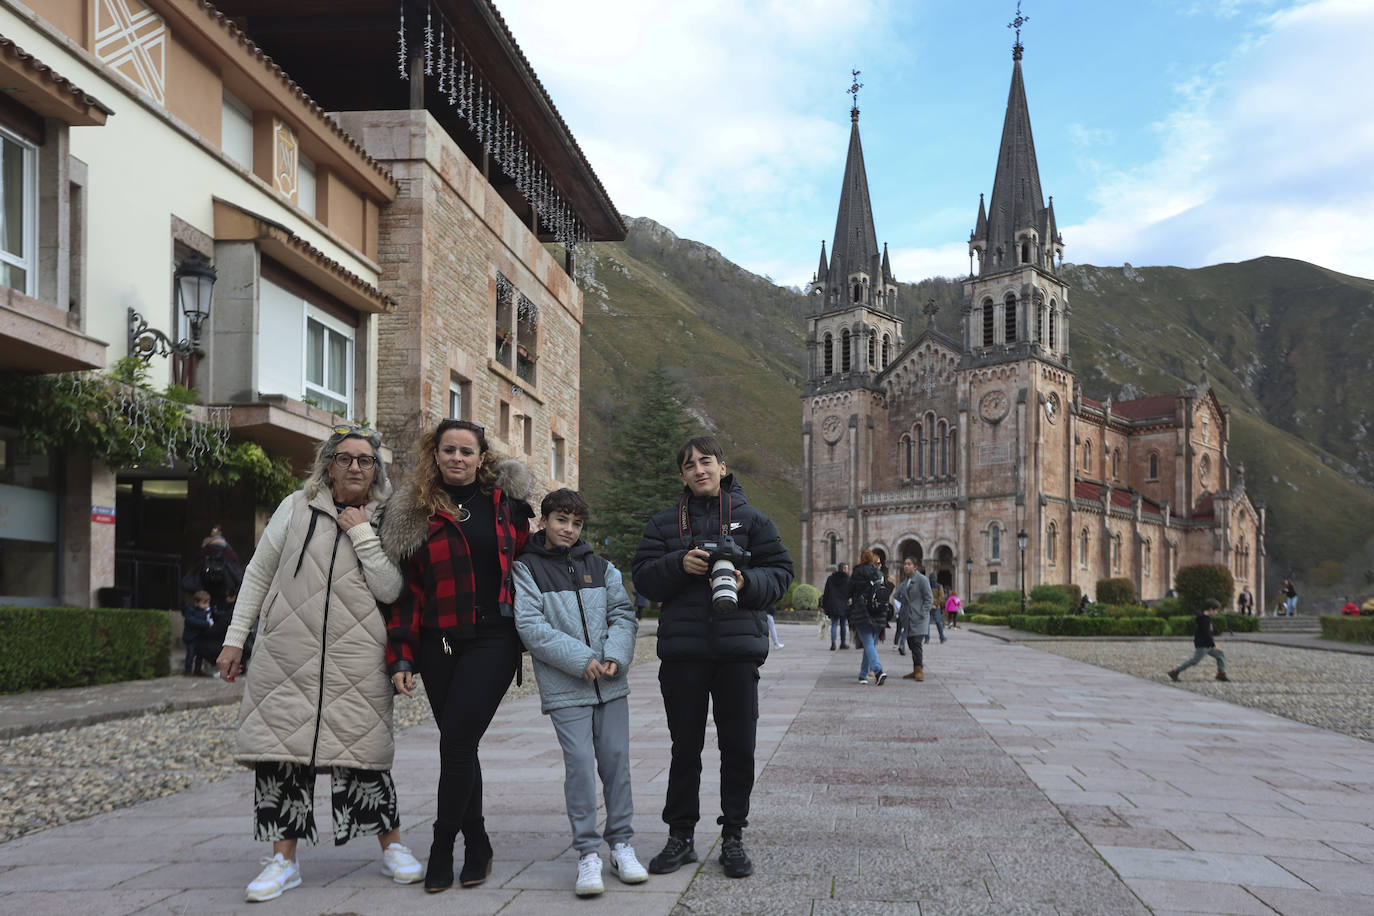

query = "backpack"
(871, 580), (894, 623)
(199, 553), (227, 589)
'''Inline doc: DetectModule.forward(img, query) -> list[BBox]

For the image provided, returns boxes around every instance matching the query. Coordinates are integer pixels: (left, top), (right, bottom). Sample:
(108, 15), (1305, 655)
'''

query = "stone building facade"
(800, 42), (1265, 608)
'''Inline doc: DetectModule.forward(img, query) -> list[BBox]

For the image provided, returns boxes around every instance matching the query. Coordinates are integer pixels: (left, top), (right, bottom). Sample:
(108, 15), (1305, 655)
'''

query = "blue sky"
(498, 0), (1374, 288)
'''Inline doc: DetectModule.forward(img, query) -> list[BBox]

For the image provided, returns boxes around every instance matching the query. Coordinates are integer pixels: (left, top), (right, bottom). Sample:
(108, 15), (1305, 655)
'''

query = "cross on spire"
(923, 297), (940, 326)
(1008, 0), (1029, 60)
(849, 68), (863, 119)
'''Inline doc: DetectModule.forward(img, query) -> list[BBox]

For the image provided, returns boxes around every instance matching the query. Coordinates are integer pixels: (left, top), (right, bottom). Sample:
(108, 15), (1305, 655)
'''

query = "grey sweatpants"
(548, 695), (634, 854)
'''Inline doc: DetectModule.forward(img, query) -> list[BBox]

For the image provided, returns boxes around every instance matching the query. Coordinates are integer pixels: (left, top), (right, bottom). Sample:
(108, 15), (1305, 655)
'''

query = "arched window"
(938, 420), (949, 477)
(1112, 534), (1121, 572)
(1021, 240), (1031, 264)
(1148, 452), (1159, 480)
(991, 523), (1001, 560)
(982, 298), (994, 347)
(916, 423), (924, 477)
(853, 282), (862, 303)
(1004, 293), (1017, 343)
(1034, 302), (1043, 343)
(1046, 522), (1057, 566)
(881, 334), (890, 367)
(1048, 308), (1057, 350)
(828, 533), (837, 566)
(1143, 539), (1152, 569)
(949, 429), (957, 479)
(901, 435), (913, 479)
(841, 329), (851, 372)
(1080, 529), (1089, 567)
(1112, 449), (1121, 480)
(1083, 439), (1092, 472)
(823, 333), (833, 376)
(867, 330), (875, 367)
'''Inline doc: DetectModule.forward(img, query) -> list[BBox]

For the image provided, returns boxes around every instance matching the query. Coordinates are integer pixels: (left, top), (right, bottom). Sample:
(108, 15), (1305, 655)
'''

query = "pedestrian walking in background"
(945, 590), (963, 630)
(181, 524), (243, 613)
(1237, 586), (1253, 616)
(632, 435), (793, 880)
(925, 566), (946, 644)
(821, 563), (850, 649)
(381, 418), (534, 893)
(512, 489), (647, 897)
(1168, 599), (1229, 683)
(1283, 579), (1298, 616)
(893, 557), (932, 681)
(216, 425), (420, 903)
(848, 550), (889, 686)
(766, 606), (784, 649)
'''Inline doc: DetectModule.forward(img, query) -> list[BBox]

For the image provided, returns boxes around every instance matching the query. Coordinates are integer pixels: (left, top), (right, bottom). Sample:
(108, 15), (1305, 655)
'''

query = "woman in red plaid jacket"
(380, 418), (534, 893)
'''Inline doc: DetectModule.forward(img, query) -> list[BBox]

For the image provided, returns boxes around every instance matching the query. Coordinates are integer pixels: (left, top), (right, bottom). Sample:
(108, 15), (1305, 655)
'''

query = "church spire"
(826, 70), (886, 310)
(967, 19), (1062, 277)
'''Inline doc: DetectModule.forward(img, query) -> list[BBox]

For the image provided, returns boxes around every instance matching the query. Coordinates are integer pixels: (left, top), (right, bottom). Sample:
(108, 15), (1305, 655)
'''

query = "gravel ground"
(1031, 639), (1374, 742)
(0, 635), (659, 843)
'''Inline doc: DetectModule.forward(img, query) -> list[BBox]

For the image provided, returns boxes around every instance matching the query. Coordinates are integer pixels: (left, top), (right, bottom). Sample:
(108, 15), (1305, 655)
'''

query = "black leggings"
(418, 622), (520, 841)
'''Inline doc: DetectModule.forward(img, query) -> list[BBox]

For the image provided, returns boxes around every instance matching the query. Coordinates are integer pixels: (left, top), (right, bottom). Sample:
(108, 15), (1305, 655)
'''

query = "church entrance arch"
(897, 538), (923, 569)
(932, 545), (954, 592)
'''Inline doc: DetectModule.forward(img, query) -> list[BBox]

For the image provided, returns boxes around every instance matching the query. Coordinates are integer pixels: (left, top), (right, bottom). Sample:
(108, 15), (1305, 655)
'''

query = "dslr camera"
(696, 538), (752, 613)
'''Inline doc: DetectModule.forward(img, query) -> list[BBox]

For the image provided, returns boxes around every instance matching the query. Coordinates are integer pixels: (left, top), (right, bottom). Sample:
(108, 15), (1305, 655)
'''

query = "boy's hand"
(584, 659), (605, 679)
(601, 661), (619, 678)
(683, 548), (710, 576)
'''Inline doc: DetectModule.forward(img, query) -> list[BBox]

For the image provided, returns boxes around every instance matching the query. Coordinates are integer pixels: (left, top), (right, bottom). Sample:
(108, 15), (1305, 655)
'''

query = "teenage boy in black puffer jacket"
(1168, 599), (1229, 682)
(632, 436), (793, 880)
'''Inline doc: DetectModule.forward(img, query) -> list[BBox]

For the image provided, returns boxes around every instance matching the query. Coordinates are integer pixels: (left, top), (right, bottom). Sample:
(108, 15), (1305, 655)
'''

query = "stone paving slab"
(4, 625), (1374, 913)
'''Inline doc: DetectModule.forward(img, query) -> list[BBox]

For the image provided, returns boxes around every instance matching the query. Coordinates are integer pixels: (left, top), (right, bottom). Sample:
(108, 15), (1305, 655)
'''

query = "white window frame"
(298, 152), (317, 217)
(302, 306), (354, 417)
(448, 377), (468, 421)
(0, 125), (38, 296)
(221, 89), (254, 171)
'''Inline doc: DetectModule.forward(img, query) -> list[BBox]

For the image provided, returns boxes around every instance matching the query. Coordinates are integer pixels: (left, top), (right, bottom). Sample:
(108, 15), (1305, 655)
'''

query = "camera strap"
(677, 490), (731, 543)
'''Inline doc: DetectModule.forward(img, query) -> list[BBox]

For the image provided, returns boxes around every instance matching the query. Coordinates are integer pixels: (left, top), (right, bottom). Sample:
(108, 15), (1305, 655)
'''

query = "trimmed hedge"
(1098, 603), (1150, 618)
(980, 589), (1025, 607)
(967, 614), (1004, 626)
(1030, 583), (1081, 610)
(1004, 612), (1255, 638)
(1320, 615), (1374, 644)
(1149, 597), (1184, 617)
(0, 606), (172, 693)
(1096, 577), (1137, 606)
(1175, 564), (1235, 613)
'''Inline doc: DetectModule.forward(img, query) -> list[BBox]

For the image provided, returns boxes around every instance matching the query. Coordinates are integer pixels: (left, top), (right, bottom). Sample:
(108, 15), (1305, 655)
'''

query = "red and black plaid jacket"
(386, 487), (528, 670)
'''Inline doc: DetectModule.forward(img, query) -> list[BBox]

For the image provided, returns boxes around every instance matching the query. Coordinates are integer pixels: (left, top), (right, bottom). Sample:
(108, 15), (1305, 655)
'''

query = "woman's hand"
(584, 658), (605, 680)
(391, 671), (415, 697)
(337, 506), (368, 532)
(217, 646), (244, 682)
(601, 660), (619, 678)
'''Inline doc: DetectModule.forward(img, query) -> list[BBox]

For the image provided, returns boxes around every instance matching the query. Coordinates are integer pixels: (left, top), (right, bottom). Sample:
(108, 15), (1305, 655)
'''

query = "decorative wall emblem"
(273, 119), (299, 202)
(1045, 391), (1061, 423)
(822, 414), (845, 444)
(979, 389), (1010, 424)
(95, 0), (166, 105)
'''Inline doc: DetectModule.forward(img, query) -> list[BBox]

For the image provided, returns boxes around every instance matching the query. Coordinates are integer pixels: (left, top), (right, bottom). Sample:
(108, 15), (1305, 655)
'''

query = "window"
(867, 329), (875, 367)
(989, 570), (999, 587)
(1046, 523), (1057, 566)
(521, 415), (533, 455)
(1083, 440), (1092, 472)
(991, 523), (1001, 560)
(1080, 529), (1089, 567)
(0, 127), (37, 294)
(853, 281), (862, 303)
(938, 421), (948, 477)
(551, 435), (566, 480)
(901, 435), (912, 479)
(1112, 449), (1120, 480)
(304, 311), (353, 416)
(1048, 308), (1057, 350)
(1034, 302), (1043, 343)
(915, 424), (924, 477)
(841, 329), (851, 372)
(828, 533), (837, 566)
(1004, 294), (1016, 343)
(495, 273), (539, 384)
(1148, 452), (1159, 480)
(221, 90), (253, 170)
(448, 376), (470, 421)
(949, 430), (957, 479)
(298, 153), (316, 217)
(1112, 534), (1121, 572)
(1143, 539), (1152, 569)
(982, 299), (994, 347)
(823, 333), (833, 376)
(1021, 240), (1031, 264)
(881, 333), (890, 367)
(1199, 454), (1211, 485)
(499, 400), (511, 440)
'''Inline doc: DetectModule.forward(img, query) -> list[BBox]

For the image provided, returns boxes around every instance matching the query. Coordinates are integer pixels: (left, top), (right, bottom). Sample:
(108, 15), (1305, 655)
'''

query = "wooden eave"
(0, 35), (112, 126)
(143, 0), (398, 204)
(213, 198), (395, 315)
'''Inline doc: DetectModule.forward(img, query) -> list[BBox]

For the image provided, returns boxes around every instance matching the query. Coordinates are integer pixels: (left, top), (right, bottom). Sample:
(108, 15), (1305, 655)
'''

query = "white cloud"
(889, 243), (973, 284)
(1067, 0), (1374, 275)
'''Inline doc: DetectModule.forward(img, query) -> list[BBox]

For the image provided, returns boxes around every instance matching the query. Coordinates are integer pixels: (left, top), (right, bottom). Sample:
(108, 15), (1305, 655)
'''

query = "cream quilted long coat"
(232, 489), (399, 770)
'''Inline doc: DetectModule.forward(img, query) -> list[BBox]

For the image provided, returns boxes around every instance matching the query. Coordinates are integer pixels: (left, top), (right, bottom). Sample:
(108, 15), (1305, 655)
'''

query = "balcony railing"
(862, 481), (959, 507)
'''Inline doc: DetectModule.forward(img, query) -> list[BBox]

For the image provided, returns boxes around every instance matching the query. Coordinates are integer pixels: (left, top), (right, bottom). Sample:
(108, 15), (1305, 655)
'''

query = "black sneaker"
(875, 671), (888, 686)
(719, 835), (753, 878)
(647, 835), (696, 874)
(1167, 669), (1180, 682)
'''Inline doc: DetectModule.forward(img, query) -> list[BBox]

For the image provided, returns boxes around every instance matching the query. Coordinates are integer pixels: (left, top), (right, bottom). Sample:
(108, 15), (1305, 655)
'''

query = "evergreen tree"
(592, 365), (696, 573)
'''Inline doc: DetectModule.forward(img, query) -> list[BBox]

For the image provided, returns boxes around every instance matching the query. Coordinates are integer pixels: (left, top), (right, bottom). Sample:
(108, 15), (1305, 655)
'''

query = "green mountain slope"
(579, 221), (1374, 597)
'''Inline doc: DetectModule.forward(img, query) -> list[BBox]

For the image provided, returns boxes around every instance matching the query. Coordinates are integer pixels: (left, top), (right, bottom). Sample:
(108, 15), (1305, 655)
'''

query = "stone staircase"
(1256, 614), (1322, 634)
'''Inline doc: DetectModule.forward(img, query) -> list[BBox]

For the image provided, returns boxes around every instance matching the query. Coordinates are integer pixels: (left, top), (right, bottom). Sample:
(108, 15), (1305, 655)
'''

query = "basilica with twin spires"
(799, 39), (1266, 609)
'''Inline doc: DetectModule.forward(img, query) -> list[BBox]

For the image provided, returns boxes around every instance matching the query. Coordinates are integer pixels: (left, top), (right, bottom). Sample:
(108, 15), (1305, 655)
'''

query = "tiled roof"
(1074, 480), (1163, 517)
(1113, 394), (1177, 420)
(0, 35), (113, 123)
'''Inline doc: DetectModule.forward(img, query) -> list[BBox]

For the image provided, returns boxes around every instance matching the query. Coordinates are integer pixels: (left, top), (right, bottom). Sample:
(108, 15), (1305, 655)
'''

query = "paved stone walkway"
(3, 626), (1373, 914)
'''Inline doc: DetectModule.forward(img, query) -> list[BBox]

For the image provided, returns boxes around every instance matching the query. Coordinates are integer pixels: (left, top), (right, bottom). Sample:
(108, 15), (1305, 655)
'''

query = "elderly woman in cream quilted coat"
(217, 425), (422, 902)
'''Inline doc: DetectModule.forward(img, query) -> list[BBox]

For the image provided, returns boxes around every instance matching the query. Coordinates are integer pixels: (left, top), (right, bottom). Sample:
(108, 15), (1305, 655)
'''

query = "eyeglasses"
(442, 418), (486, 431)
(332, 424), (377, 438)
(332, 453), (377, 470)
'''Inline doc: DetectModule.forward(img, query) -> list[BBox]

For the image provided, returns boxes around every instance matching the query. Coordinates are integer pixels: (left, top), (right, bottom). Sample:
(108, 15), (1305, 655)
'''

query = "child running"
(1168, 598), (1229, 682)
(512, 488), (647, 896)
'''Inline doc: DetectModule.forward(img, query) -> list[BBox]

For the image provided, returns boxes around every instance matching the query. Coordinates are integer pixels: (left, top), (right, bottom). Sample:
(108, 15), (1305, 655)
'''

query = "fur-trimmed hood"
(379, 459), (534, 566)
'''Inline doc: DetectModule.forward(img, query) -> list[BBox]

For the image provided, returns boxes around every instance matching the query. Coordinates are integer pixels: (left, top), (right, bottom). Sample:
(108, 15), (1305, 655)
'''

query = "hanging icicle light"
(396, 0), (408, 79)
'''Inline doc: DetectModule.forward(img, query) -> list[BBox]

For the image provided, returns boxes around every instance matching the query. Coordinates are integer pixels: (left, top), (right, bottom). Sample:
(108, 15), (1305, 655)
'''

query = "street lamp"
(1017, 529), (1028, 613)
(128, 253), (218, 387)
(965, 556), (973, 598)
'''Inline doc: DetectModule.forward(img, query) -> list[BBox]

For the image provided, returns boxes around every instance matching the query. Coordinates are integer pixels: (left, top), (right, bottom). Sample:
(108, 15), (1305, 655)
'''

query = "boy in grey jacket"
(512, 489), (646, 897)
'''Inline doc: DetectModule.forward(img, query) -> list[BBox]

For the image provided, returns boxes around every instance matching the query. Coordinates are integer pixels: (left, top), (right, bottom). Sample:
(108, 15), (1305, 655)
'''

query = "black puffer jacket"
(632, 474), (793, 663)
(847, 562), (890, 630)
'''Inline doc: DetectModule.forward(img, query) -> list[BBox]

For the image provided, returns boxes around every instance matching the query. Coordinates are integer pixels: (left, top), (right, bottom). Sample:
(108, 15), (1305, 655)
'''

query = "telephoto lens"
(710, 558), (739, 612)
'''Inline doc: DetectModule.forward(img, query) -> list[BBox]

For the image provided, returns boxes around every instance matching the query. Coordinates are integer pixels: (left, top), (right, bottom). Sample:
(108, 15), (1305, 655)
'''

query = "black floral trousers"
(253, 761), (399, 846)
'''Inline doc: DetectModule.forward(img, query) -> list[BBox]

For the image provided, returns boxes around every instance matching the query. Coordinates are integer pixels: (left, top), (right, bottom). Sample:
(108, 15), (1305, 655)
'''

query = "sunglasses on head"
(443, 418), (486, 431)
(332, 424), (377, 439)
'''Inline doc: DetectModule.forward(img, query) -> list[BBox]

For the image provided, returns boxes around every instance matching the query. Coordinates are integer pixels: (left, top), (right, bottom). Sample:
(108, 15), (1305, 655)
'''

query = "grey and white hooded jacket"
(512, 531), (637, 714)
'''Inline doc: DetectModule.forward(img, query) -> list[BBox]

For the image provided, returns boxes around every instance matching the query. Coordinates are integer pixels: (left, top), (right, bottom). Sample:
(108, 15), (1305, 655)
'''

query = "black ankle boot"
(459, 831), (493, 887)
(425, 824), (457, 893)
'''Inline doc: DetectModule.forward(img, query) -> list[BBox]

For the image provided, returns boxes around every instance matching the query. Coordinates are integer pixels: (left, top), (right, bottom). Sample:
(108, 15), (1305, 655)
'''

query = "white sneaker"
(381, 842), (423, 884)
(575, 852), (605, 896)
(245, 853), (301, 902)
(773, 642), (785, 648)
(609, 842), (649, 884)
